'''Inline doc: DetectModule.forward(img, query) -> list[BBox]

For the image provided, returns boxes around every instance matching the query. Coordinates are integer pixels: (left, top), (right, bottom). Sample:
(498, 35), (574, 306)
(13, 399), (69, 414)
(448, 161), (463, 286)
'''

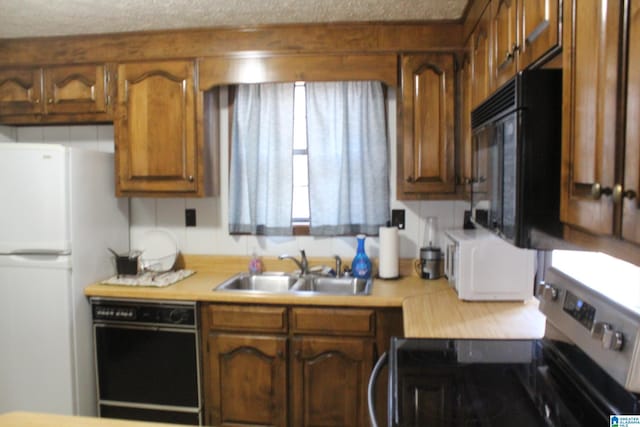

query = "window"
(229, 81), (390, 236)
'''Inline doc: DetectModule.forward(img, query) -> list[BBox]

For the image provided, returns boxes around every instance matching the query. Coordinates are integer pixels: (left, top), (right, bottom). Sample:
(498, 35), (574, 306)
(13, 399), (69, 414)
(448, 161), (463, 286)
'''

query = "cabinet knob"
(34, 99), (40, 104)
(188, 175), (194, 182)
(613, 184), (637, 203)
(505, 50), (514, 62)
(591, 182), (613, 199)
(47, 98), (53, 104)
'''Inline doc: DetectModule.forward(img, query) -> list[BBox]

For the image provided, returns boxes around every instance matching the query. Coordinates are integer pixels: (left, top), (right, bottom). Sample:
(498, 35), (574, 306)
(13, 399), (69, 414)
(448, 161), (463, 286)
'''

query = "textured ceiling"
(0, 0), (468, 39)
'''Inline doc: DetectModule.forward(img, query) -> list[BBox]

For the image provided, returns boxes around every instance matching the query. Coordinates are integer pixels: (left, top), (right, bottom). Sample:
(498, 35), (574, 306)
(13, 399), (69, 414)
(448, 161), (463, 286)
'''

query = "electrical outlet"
(185, 209), (196, 227)
(391, 209), (405, 230)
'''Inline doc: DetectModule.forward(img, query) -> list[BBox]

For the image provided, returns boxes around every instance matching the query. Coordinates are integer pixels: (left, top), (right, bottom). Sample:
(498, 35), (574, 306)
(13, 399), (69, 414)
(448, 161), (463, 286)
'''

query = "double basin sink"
(214, 272), (372, 296)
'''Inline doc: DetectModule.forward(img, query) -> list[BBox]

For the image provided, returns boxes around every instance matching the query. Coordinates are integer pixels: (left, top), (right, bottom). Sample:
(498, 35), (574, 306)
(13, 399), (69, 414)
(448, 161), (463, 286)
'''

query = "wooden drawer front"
(291, 308), (375, 336)
(208, 305), (287, 333)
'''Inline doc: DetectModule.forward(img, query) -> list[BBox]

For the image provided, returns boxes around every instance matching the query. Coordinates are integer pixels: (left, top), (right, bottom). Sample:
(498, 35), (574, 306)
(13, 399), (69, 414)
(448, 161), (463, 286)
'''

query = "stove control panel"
(562, 291), (596, 331)
(539, 267), (640, 392)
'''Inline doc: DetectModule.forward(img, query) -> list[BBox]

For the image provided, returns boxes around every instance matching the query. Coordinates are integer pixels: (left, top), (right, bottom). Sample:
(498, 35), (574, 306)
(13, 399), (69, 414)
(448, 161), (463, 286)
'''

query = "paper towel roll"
(378, 226), (399, 279)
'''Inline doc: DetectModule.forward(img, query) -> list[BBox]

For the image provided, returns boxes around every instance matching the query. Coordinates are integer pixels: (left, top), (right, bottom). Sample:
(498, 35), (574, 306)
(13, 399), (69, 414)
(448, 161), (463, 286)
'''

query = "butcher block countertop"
(402, 291), (545, 339)
(84, 255), (546, 339)
(84, 255), (447, 307)
(0, 412), (190, 427)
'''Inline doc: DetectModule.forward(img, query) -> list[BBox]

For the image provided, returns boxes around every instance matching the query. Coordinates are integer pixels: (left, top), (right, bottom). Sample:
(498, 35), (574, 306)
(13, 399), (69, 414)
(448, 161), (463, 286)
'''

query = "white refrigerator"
(0, 143), (129, 416)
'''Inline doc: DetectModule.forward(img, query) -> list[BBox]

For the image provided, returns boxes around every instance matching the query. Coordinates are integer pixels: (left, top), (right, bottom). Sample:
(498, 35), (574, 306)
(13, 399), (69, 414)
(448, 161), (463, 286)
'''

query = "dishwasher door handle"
(367, 352), (388, 427)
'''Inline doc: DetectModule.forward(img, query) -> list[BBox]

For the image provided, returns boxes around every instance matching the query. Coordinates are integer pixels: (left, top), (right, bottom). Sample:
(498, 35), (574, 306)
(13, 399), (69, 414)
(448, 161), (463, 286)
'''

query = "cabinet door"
(492, 0), (518, 88)
(43, 64), (109, 115)
(623, 0), (640, 245)
(206, 333), (287, 427)
(560, 0), (621, 235)
(0, 68), (43, 116)
(471, 6), (492, 108)
(460, 50), (473, 193)
(291, 336), (373, 427)
(115, 60), (199, 195)
(398, 54), (455, 198)
(518, 0), (560, 70)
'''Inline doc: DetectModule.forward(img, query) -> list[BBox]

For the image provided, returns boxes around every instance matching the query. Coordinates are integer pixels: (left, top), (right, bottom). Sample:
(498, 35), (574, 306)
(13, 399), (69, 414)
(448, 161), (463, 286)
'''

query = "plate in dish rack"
(138, 229), (178, 272)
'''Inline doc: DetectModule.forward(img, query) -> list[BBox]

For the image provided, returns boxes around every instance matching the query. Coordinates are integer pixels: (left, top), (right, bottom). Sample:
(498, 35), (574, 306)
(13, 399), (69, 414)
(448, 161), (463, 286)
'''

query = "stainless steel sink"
(290, 276), (371, 295)
(214, 272), (371, 296)
(215, 272), (298, 293)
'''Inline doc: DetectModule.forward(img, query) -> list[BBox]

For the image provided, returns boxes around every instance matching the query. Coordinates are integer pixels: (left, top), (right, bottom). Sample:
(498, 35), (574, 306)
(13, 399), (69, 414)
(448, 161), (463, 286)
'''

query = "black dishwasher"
(91, 298), (202, 425)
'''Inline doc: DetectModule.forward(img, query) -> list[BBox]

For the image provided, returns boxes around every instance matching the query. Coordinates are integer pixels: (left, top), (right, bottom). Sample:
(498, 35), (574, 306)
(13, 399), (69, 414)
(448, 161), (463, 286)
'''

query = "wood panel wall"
(0, 23), (464, 67)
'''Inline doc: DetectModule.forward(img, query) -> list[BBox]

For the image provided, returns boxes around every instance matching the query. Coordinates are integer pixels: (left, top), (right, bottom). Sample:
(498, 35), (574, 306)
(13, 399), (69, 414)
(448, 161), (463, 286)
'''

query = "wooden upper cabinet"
(206, 333), (287, 427)
(0, 68), (43, 116)
(488, 0), (561, 91)
(115, 60), (201, 196)
(290, 336), (373, 427)
(492, 0), (518, 88)
(518, 0), (561, 70)
(471, 6), (492, 108)
(0, 64), (113, 123)
(560, 0), (621, 236)
(43, 64), (110, 115)
(623, 0), (640, 246)
(398, 53), (455, 199)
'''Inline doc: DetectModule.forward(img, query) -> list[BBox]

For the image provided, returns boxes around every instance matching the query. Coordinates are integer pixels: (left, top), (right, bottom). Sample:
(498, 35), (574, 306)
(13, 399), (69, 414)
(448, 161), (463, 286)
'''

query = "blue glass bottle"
(352, 234), (372, 279)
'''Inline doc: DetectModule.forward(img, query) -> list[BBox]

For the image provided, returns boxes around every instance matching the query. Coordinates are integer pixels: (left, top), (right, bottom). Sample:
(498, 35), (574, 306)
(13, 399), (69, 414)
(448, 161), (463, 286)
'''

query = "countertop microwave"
(443, 228), (536, 301)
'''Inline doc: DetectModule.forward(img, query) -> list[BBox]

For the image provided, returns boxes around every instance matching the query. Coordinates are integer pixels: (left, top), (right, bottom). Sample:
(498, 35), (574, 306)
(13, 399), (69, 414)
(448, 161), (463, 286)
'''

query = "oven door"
(94, 324), (201, 424)
(389, 338), (555, 427)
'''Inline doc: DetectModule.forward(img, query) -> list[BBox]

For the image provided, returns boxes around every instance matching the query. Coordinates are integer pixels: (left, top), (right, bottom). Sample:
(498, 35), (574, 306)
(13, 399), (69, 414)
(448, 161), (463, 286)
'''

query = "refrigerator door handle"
(9, 249), (68, 255)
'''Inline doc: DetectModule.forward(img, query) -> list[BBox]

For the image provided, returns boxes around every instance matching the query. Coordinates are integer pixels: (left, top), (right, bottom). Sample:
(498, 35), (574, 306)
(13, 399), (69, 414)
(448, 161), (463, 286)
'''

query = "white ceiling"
(0, 0), (469, 39)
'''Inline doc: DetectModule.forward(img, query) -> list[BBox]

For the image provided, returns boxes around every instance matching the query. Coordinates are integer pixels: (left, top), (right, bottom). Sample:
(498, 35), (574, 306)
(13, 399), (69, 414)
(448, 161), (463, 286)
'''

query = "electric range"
(380, 252), (640, 426)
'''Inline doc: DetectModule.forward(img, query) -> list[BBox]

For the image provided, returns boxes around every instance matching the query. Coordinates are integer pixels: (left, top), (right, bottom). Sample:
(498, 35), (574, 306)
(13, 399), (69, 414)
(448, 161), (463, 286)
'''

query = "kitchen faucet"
(334, 255), (342, 278)
(278, 250), (309, 275)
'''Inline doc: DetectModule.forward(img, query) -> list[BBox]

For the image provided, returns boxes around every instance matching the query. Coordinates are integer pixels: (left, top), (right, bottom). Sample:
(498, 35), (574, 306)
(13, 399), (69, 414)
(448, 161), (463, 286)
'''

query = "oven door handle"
(367, 352), (388, 427)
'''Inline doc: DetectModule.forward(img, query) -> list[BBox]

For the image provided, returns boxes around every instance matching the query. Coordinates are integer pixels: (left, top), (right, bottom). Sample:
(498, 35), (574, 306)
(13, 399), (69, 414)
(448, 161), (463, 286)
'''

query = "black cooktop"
(388, 338), (640, 427)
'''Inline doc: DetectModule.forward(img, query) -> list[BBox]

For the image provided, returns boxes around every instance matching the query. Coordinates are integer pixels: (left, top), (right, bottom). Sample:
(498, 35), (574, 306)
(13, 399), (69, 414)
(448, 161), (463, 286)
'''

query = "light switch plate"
(185, 209), (196, 227)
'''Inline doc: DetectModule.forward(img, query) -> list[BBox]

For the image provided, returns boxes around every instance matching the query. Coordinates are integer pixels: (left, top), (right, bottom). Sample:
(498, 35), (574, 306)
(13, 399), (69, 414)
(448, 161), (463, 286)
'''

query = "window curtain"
(229, 83), (295, 235)
(306, 81), (390, 235)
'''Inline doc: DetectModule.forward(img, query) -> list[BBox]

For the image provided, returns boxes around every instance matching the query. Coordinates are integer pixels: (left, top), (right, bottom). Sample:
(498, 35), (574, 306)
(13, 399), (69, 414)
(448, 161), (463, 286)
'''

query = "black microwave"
(470, 70), (562, 248)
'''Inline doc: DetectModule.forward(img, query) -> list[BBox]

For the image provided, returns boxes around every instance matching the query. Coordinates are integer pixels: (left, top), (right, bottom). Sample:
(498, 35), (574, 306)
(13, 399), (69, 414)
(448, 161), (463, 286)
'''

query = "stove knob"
(542, 284), (559, 301)
(602, 326), (624, 351)
(591, 322), (610, 340)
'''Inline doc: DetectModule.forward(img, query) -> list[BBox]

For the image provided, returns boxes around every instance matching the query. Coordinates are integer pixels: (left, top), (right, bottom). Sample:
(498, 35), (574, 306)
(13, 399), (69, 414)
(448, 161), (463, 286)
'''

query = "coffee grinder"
(417, 216), (443, 279)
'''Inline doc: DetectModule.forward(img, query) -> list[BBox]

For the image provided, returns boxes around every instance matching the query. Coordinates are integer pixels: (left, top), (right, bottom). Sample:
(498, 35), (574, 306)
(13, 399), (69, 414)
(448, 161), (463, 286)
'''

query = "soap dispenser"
(352, 234), (372, 279)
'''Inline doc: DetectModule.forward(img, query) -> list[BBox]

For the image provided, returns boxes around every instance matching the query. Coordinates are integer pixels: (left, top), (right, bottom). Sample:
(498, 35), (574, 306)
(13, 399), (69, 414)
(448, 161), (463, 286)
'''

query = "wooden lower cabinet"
(205, 333), (288, 427)
(201, 304), (395, 427)
(290, 336), (374, 427)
